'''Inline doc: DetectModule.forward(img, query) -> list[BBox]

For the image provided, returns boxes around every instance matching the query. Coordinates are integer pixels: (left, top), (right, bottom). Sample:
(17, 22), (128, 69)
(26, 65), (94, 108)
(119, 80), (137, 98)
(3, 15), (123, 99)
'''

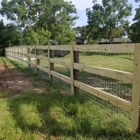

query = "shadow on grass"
(7, 91), (139, 139)
(0, 58), (139, 139)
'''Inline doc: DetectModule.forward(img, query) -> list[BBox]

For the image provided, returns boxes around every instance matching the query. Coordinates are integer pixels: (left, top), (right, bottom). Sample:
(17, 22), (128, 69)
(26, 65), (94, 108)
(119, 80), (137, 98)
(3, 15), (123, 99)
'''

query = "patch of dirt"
(0, 58), (46, 98)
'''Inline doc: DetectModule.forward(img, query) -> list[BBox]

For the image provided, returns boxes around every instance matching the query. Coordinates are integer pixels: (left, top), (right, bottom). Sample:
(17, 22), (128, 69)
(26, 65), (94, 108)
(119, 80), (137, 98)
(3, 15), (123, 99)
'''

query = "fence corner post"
(131, 43), (140, 132)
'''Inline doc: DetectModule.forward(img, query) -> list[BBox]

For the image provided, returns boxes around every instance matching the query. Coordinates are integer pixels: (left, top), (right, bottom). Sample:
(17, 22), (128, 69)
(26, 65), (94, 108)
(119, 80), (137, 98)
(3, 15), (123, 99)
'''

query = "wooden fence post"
(5, 48), (7, 58)
(131, 43), (140, 131)
(70, 46), (74, 94)
(70, 45), (79, 94)
(12, 47), (13, 60)
(50, 49), (54, 84)
(35, 46), (39, 72)
(18, 47), (19, 62)
(12, 47), (17, 61)
(27, 47), (31, 68)
(48, 46), (54, 84)
(21, 47), (23, 64)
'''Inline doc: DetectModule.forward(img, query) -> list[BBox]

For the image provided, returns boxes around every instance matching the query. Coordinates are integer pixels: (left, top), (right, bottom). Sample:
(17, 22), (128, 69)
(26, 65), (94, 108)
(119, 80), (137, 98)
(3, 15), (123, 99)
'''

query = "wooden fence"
(5, 44), (140, 131)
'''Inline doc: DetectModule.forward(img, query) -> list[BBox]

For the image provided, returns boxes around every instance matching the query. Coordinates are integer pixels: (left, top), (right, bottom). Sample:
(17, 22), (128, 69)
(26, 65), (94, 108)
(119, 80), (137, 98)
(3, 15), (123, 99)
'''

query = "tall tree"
(0, 20), (22, 56)
(0, 0), (78, 45)
(23, 27), (51, 45)
(86, 0), (132, 43)
(129, 6), (140, 42)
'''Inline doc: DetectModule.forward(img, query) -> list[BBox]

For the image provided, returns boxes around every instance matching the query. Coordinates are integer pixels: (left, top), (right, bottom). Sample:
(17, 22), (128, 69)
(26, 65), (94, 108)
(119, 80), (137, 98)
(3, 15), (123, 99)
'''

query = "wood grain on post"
(48, 46), (54, 84)
(70, 46), (74, 94)
(131, 43), (140, 131)
(36, 48), (40, 73)
(50, 49), (54, 84)
(74, 48), (79, 94)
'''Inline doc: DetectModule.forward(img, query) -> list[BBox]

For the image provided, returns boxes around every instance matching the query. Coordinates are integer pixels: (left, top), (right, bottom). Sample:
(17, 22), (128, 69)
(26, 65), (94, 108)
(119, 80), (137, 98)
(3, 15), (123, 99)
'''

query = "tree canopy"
(0, 20), (22, 55)
(86, 0), (132, 44)
(0, 0), (78, 45)
(129, 6), (140, 42)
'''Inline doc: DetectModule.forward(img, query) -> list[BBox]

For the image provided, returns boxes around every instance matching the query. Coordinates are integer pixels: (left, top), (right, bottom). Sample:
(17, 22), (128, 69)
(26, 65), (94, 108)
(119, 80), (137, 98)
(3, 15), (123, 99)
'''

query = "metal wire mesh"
(54, 77), (71, 93)
(75, 51), (133, 118)
(6, 47), (133, 119)
(53, 50), (71, 92)
(79, 52), (133, 101)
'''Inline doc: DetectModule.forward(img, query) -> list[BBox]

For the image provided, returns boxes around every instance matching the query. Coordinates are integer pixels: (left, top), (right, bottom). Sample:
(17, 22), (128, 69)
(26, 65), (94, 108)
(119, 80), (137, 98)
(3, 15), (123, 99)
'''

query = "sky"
(0, 0), (139, 27)
(65, 0), (139, 27)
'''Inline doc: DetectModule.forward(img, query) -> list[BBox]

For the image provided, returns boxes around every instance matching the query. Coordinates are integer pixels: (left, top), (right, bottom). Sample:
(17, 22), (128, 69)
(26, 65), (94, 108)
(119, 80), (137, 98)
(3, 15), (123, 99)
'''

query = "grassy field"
(0, 57), (139, 140)
(38, 53), (134, 73)
(57, 53), (134, 72)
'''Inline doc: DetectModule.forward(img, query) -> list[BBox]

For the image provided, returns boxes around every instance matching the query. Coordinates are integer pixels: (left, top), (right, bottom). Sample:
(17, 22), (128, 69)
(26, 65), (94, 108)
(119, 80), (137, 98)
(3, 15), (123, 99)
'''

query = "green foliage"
(0, 20), (22, 56)
(36, 28), (51, 45)
(23, 28), (38, 45)
(74, 26), (88, 40)
(86, 0), (132, 43)
(86, 39), (97, 45)
(23, 27), (51, 45)
(0, 0), (78, 45)
(129, 6), (140, 42)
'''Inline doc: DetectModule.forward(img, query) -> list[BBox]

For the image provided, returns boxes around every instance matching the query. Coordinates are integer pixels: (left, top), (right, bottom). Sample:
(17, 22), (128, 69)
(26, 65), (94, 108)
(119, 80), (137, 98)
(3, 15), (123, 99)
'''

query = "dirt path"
(0, 58), (46, 98)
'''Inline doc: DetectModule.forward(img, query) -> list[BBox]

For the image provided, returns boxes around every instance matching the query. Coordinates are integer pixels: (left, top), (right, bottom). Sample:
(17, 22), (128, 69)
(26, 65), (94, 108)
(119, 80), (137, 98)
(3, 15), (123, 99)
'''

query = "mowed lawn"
(39, 53), (134, 73)
(0, 57), (139, 140)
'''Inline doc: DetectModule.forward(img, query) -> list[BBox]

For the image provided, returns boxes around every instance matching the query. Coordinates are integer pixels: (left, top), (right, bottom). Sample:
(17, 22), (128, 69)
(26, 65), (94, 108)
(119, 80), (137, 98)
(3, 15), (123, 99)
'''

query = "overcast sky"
(0, 0), (139, 26)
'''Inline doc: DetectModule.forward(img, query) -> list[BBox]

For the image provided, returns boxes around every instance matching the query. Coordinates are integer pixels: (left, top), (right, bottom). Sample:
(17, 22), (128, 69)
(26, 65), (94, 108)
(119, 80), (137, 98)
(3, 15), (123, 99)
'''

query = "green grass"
(56, 53), (134, 72)
(34, 53), (133, 74)
(0, 57), (139, 140)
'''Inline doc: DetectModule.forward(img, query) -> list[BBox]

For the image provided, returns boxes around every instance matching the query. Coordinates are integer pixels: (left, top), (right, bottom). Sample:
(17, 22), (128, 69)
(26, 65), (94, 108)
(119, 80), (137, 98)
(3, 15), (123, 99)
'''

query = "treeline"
(0, 0), (77, 55)
(0, 0), (140, 56)
(74, 0), (140, 44)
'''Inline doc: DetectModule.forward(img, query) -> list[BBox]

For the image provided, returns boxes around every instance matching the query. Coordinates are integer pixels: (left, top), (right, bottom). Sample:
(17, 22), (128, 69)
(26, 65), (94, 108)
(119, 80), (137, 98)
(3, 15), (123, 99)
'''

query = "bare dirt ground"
(0, 58), (46, 97)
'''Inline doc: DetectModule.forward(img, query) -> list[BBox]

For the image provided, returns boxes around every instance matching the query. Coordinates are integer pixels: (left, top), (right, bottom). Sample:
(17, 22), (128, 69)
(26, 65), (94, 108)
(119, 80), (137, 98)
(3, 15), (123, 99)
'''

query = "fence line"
(5, 43), (140, 131)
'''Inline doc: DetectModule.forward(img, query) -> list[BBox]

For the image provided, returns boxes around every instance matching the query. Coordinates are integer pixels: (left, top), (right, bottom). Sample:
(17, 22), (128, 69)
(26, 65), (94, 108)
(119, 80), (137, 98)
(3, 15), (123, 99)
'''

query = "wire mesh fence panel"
(78, 72), (132, 102)
(54, 77), (71, 94)
(54, 65), (70, 77)
(76, 89), (130, 118)
(53, 50), (71, 93)
(39, 59), (48, 68)
(37, 69), (50, 82)
(79, 52), (133, 99)
(76, 51), (133, 118)
(75, 89), (132, 127)
(6, 44), (140, 131)
(79, 52), (134, 72)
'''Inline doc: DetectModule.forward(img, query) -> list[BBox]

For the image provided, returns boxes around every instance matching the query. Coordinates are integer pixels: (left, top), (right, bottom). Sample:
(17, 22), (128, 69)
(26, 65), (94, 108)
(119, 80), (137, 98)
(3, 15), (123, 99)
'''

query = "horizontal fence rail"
(5, 43), (140, 131)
